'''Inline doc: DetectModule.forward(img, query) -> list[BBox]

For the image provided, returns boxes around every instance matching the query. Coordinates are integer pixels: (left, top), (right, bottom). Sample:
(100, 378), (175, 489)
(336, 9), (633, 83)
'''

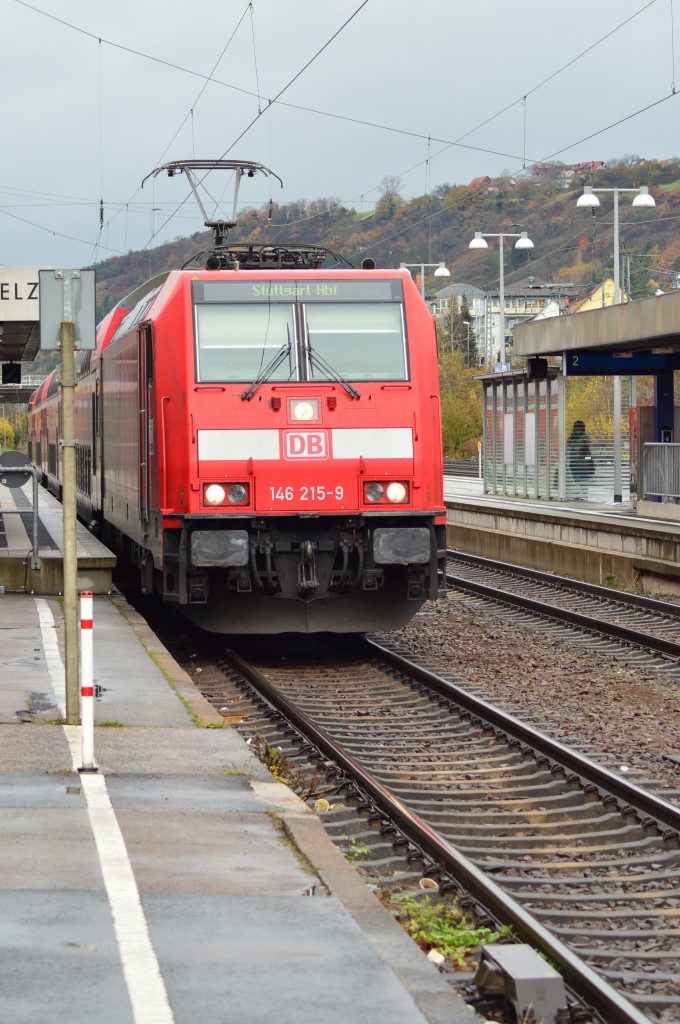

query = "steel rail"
(448, 549), (680, 618)
(446, 570), (680, 661)
(225, 646), (659, 1024)
(367, 639), (680, 834)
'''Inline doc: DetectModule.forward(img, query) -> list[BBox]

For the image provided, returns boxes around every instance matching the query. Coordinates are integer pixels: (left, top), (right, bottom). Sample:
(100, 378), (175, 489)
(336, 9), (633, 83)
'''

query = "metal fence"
(643, 443), (680, 501)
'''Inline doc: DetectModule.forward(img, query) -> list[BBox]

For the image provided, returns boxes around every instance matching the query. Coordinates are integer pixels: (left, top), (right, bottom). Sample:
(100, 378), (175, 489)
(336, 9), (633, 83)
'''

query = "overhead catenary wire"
(671, 0), (677, 93)
(1, 0), (673, 263)
(142, 1), (370, 250)
(10, 0), (658, 184)
(250, 1), (262, 115)
(105, 2), (253, 240)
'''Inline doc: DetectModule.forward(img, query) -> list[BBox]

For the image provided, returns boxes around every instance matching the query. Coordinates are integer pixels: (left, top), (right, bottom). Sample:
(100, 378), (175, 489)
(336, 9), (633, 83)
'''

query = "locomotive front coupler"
(297, 539), (319, 594)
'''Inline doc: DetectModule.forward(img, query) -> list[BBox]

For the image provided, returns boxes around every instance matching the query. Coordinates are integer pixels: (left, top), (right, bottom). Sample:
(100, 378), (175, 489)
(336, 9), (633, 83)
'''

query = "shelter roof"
(0, 320), (40, 361)
(514, 290), (680, 357)
(0, 267), (43, 362)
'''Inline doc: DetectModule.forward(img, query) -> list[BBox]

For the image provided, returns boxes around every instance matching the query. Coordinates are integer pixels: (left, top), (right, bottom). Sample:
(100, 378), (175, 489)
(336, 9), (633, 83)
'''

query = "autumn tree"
(0, 418), (15, 451)
(376, 176), (403, 218)
(439, 349), (483, 456)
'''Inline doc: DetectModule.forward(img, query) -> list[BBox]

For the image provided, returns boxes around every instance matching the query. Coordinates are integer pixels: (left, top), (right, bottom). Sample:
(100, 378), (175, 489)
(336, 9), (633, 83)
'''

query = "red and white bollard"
(78, 591), (98, 773)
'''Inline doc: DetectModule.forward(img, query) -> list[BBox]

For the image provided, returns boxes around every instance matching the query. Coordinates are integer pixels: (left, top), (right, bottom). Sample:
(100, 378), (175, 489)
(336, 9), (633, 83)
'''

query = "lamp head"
(632, 186), (655, 208)
(577, 186), (600, 208)
(469, 232), (488, 250)
(514, 232), (534, 250)
(433, 262), (450, 278)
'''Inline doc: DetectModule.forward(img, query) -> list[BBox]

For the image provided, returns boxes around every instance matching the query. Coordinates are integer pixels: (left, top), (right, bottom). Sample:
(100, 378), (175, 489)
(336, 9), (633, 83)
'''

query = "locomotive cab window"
(195, 304), (296, 382)
(304, 303), (406, 381)
(192, 278), (407, 383)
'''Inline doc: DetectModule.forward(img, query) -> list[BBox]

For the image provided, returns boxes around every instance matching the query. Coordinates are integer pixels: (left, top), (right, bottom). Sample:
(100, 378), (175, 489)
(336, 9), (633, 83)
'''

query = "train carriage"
(29, 257), (446, 633)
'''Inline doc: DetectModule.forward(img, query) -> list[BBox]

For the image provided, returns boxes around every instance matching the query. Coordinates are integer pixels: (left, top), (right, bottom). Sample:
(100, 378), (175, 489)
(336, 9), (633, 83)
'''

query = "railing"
(643, 442), (680, 501)
(0, 375), (47, 400)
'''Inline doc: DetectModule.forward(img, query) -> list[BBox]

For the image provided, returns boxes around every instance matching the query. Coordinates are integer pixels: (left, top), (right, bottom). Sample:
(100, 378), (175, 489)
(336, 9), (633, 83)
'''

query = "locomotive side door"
(138, 326), (153, 527)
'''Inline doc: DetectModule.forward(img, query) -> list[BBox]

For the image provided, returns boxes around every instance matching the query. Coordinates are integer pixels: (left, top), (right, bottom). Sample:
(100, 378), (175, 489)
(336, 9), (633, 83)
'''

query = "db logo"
(284, 430), (328, 459)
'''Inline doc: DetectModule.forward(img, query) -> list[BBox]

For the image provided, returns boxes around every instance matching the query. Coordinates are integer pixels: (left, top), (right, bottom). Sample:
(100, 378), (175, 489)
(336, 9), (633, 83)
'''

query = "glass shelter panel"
(525, 383), (536, 495)
(515, 380), (526, 494)
(537, 380), (548, 497)
(548, 377), (560, 498)
(565, 376), (630, 501)
(503, 385), (515, 493)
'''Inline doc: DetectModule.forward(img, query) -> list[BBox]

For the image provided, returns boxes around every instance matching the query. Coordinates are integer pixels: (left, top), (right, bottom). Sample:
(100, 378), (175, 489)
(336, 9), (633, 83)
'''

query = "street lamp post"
(576, 185), (655, 502)
(400, 261), (450, 300)
(468, 231), (534, 370)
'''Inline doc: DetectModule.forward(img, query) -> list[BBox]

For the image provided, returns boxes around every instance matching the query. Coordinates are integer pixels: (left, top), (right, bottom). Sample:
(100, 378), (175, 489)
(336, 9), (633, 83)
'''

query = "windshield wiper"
(241, 326), (292, 401)
(307, 344), (361, 400)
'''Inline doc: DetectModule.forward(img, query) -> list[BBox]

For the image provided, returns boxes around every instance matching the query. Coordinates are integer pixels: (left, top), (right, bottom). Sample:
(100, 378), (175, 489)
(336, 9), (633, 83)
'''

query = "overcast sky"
(1, 0), (677, 268)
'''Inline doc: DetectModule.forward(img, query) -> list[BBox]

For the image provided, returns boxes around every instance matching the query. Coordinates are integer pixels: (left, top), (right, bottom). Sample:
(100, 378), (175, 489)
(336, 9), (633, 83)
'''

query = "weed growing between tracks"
(249, 732), (327, 800)
(235, 736), (514, 979)
(382, 891), (510, 971)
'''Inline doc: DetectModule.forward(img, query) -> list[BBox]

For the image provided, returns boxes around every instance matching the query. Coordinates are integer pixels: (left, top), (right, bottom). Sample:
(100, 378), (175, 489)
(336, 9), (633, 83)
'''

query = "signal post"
(39, 270), (95, 724)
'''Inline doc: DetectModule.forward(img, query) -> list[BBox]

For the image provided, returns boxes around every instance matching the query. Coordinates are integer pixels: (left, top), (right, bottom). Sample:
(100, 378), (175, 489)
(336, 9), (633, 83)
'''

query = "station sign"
(0, 267), (42, 321)
(565, 349), (680, 376)
(39, 269), (96, 350)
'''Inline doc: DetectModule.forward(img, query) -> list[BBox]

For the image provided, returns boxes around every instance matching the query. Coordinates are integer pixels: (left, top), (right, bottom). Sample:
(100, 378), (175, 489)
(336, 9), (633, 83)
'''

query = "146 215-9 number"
(269, 485), (344, 502)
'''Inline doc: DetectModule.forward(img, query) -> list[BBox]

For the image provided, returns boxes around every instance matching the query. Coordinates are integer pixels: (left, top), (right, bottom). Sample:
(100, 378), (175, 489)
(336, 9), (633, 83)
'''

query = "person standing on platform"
(567, 419), (595, 499)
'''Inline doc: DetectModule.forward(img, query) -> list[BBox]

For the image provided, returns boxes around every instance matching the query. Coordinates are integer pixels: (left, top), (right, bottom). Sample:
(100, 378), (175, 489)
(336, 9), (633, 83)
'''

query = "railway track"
(183, 632), (680, 1024)
(446, 551), (680, 665)
(130, 552), (680, 1022)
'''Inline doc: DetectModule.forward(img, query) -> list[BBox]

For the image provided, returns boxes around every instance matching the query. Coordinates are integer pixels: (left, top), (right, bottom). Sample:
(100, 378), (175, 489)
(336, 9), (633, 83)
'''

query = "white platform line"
(35, 597), (66, 720)
(35, 598), (175, 1024)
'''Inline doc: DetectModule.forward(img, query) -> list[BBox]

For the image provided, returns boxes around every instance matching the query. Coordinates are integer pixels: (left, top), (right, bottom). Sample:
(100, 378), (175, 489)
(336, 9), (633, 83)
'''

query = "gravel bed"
(375, 590), (680, 799)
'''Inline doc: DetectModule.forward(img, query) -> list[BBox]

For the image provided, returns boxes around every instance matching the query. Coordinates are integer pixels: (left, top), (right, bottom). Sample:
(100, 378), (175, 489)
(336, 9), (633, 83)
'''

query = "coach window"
(195, 304), (296, 382)
(304, 303), (407, 381)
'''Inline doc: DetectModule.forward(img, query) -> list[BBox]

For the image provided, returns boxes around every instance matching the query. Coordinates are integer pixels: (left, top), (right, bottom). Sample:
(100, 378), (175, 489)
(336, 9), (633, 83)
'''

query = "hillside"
(91, 158), (680, 318)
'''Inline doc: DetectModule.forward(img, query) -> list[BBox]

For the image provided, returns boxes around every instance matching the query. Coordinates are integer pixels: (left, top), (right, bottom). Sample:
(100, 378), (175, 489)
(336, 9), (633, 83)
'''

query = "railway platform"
(0, 589), (478, 1024)
(444, 475), (680, 597)
(0, 479), (114, 594)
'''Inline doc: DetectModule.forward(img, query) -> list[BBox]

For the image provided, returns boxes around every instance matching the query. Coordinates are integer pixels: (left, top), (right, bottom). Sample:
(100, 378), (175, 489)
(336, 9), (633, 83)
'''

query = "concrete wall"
(446, 499), (680, 597)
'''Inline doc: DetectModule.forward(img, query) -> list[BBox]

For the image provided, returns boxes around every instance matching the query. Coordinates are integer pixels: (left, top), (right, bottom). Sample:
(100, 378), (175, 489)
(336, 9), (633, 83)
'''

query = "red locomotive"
(28, 163), (446, 633)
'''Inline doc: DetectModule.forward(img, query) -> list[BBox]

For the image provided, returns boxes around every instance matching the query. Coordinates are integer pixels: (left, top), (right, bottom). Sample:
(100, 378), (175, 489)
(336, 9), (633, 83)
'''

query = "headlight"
(204, 484), (227, 506)
(203, 483), (250, 507)
(386, 482), (407, 503)
(363, 481), (409, 504)
(289, 398), (320, 422)
(227, 484), (248, 504)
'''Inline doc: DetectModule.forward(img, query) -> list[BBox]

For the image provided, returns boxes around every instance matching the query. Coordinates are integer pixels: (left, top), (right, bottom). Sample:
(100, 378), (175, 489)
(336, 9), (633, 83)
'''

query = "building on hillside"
(565, 278), (631, 313)
(435, 278), (578, 367)
(557, 160), (605, 189)
(573, 160), (605, 175)
(466, 176), (494, 192)
(431, 283), (489, 365)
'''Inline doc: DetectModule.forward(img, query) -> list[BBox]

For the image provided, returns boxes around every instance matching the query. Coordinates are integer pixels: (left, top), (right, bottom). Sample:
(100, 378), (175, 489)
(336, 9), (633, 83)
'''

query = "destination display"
(565, 349), (680, 375)
(193, 278), (403, 303)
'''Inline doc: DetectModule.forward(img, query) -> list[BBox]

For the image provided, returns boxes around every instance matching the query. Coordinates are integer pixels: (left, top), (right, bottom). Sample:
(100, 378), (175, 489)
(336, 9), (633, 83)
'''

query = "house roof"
(467, 176), (492, 189)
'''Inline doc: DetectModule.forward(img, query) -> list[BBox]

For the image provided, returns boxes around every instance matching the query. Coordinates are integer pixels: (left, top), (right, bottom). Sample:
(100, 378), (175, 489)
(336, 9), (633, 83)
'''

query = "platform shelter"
(477, 366), (565, 500)
(501, 290), (680, 516)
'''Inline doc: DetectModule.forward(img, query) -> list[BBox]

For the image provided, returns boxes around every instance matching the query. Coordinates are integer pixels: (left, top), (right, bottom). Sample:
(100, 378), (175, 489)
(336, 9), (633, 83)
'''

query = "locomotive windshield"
(305, 304), (405, 381)
(195, 303), (296, 382)
(192, 278), (407, 383)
